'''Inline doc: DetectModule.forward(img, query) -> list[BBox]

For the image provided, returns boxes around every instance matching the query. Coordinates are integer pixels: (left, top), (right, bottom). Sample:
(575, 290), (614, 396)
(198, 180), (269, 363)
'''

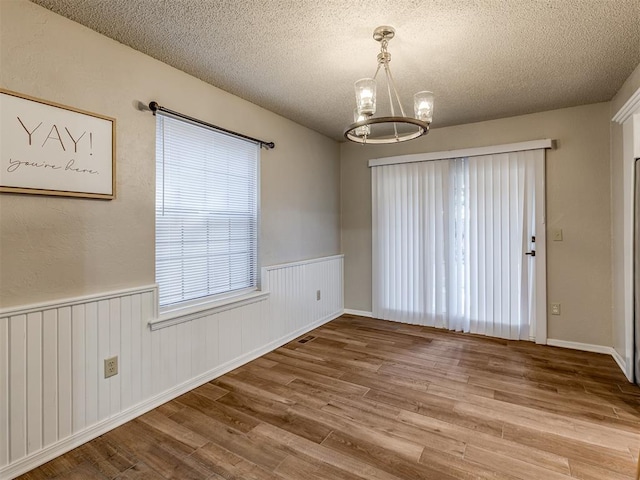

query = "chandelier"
(344, 26), (434, 144)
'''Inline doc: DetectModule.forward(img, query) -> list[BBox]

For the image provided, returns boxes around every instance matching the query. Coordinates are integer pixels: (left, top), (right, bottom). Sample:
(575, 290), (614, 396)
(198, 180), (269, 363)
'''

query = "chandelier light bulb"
(353, 108), (371, 137)
(414, 91), (434, 123)
(355, 78), (377, 116)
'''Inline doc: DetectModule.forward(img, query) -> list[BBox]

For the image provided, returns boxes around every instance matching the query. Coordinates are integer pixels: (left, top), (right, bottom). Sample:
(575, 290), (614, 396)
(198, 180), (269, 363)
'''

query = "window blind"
(372, 150), (541, 340)
(155, 113), (259, 307)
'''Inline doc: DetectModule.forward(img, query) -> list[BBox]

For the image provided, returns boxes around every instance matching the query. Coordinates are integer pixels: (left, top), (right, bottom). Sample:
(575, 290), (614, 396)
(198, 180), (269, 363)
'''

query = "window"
(155, 113), (259, 308)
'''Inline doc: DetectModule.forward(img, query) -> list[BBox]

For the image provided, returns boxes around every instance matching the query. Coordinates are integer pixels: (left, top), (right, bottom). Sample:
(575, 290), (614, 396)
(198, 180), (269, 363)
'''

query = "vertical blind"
(155, 113), (259, 307)
(372, 160), (450, 328)
(372, 150), (540, 340)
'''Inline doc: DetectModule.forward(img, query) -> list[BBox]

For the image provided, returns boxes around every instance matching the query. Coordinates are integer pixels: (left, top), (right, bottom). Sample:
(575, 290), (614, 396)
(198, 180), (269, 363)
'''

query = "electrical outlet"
(316, 290), (321, 301)
(551, 303), (561, 315)
(104, 356), (118, 378)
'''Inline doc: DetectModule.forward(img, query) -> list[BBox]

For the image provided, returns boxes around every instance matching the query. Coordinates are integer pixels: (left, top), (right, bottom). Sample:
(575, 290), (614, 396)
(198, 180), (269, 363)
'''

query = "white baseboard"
(611, 348), (633, 382)
(546, 338), (614, 355)
(343, 309), (373, 318)
(0, 310), (343, 480)
(546, 339), (634, 381)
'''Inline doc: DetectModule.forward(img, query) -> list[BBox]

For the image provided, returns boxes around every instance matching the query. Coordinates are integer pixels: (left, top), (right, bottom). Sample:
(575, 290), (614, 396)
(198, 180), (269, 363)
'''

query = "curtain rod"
(148, 101), (275, 150)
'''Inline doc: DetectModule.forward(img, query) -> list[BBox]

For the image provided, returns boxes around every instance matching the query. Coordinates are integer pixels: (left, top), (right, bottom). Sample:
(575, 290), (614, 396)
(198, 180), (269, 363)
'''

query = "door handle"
(525, 251), (536, 257)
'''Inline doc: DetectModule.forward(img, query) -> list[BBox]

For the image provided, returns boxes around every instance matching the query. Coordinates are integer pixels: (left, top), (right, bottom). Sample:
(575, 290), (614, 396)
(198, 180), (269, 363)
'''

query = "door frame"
(534, 153), (548, 344)
(612, 87), (640, 382)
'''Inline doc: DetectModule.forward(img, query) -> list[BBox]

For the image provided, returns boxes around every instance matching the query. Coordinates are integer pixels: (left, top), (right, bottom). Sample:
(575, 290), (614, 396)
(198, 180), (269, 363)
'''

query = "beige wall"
(341, 102), (613, 346)
(0, 0), (341, 308)
(0, 0), (625, 351)
(610, 62), (640, 360)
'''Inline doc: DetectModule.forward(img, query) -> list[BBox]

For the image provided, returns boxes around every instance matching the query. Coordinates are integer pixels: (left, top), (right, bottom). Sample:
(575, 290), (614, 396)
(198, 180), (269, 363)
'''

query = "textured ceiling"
(32, 0), (640, 141)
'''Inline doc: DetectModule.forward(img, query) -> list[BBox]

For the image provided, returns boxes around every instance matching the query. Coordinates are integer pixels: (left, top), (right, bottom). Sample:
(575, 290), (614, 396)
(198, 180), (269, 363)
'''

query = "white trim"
(150, 290), (270, 331)
(611, 348), (632, 382)
(546, 339), (614, 355)
(368, 139), (554, 167)
(546, 340), (632, 381)
(0, 309), (343, 480)
(534, 150), (547, 344)
(344, 309), (373, 318)
(611, 91), (640, 387)
(0, 284), (157, 318)
(612, 86), (640, 124)
(263, 254), (345, 271)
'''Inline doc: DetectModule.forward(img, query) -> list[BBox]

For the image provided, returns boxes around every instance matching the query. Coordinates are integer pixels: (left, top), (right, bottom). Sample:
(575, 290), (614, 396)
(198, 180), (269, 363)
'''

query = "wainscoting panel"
(263, 255), (344, 344)
(0, 254), (344, 479)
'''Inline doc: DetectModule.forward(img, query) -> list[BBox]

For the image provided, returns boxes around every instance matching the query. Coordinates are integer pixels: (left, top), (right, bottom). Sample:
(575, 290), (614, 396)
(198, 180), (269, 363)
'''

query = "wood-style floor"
(18, 315), (640, 480)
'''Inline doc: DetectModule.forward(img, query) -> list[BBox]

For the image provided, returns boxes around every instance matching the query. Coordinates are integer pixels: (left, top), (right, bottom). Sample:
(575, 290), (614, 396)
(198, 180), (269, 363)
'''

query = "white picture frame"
(0, 88), (116, 199)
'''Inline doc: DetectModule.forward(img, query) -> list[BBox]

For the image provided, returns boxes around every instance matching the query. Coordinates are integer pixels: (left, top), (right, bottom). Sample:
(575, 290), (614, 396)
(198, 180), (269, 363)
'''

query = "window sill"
(148, 290), (270, 331)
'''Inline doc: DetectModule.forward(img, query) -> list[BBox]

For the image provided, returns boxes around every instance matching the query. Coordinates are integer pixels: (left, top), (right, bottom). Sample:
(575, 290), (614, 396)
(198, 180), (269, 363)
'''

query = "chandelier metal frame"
(344, 26), (432, 145)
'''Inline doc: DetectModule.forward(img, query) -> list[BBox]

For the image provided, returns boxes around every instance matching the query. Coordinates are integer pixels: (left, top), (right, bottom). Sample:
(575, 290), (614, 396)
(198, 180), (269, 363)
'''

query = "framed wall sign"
(0, 88), (116, 199)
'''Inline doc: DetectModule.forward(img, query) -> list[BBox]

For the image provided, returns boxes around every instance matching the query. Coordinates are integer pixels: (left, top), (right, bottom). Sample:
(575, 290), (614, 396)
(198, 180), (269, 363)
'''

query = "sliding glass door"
(372, 149), (546, 341)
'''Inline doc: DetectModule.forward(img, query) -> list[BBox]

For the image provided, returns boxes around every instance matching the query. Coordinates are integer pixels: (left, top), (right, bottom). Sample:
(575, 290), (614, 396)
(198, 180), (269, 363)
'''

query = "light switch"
(552, 229), (563, 241)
